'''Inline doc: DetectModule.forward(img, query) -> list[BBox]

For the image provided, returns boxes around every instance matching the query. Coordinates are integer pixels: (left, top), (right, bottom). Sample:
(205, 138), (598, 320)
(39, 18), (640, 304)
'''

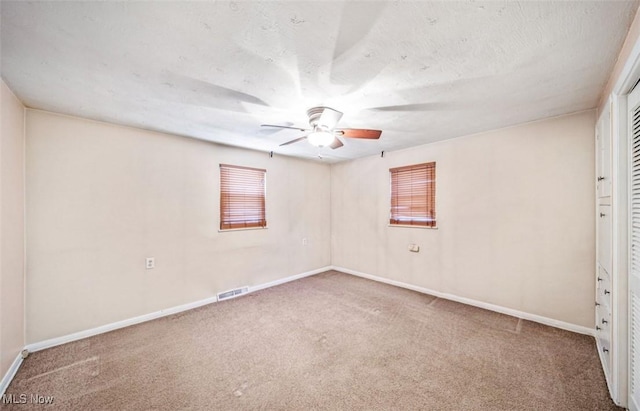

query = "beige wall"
(24, 107), (596, 341)
(26, 110), (331, 343)
(331, 111), (596, 328)
(1, 79), (25, 377)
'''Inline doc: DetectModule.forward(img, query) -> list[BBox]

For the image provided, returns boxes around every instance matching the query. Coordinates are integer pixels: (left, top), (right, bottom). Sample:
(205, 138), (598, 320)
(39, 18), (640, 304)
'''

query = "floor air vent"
(217, 287), (249, 302)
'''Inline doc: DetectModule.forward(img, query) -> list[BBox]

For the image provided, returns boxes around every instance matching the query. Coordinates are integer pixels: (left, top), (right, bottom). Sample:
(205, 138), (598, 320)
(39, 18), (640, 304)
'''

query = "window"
(390, 162), (436, 227)
(220, 164), (266, 230)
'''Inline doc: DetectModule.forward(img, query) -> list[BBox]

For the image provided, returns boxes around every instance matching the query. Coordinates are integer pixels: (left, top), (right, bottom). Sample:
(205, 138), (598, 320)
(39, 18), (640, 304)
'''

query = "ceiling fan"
(261, 106), (382, 149)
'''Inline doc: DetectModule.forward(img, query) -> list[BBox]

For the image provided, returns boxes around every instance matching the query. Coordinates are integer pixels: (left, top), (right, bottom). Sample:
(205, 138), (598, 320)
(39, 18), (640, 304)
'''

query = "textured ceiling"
(1, 1), (638, 162)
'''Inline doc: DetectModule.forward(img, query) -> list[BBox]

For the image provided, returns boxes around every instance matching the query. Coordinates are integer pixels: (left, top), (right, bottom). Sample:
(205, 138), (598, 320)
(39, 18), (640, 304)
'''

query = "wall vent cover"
(217, 287), (249, 302)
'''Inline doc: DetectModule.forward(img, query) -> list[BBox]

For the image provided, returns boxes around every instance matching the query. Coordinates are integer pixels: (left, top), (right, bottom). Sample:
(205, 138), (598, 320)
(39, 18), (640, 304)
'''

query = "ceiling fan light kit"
(307, 130), (335, 147)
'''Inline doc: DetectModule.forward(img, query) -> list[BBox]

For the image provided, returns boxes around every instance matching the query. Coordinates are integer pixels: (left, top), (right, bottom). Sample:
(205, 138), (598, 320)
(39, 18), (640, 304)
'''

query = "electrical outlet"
(408, 244), (420, 253)
(302, 238), (308, 246)
(146, 257), (155, 269)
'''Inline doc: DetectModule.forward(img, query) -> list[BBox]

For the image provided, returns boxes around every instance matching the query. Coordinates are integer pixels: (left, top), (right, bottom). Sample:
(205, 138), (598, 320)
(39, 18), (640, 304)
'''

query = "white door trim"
(614, 30), (640, 409)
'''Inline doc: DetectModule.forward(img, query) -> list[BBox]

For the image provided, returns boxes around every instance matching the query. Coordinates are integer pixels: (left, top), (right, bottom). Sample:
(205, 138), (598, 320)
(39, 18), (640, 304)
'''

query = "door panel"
(599, 204), (613, 274)
(628, 84), (640, 411)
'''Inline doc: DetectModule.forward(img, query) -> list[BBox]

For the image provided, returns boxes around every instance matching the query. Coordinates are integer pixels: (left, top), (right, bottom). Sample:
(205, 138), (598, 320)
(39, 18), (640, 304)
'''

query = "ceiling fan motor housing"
(307, 106), (329, 128)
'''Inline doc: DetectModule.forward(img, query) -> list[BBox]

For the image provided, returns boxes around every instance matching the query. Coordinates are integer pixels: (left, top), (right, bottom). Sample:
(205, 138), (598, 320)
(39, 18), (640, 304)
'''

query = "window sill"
(388, 224), (438, 230)
(219, 227), (268, 233)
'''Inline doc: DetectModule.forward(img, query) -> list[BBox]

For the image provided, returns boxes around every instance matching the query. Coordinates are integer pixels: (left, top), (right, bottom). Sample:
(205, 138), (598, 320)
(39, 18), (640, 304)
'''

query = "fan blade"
(329, 137), (344, 149)
(337, 129), (382, 139)
(366, 102), (463, 112)
(317, 107), (343, 129)
(261, 124), (309, 132)
(279, 136), (308, 146)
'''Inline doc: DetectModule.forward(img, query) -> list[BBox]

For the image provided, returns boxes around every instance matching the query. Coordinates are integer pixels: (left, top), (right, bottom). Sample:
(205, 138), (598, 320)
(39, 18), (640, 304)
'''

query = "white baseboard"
(25, 265), (331, 353)
(0, 352), (23, 396)
(331, 266), (595, 336)
(25, 295), (217, 353)
(248, 266), (331, 293)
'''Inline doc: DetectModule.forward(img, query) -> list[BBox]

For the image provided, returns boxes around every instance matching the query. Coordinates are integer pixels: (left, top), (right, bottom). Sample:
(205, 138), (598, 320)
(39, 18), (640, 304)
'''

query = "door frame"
(610, 28), (640, 411)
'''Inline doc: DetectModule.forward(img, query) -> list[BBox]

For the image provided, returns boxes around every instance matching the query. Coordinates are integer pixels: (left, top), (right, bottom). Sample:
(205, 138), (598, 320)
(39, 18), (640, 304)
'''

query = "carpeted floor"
(2, 270), (619, 410)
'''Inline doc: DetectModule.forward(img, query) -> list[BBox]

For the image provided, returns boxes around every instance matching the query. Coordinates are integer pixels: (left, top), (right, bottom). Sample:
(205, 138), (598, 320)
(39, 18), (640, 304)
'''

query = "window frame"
(219, 164), (267, 231)
(389, 162), (436, 229)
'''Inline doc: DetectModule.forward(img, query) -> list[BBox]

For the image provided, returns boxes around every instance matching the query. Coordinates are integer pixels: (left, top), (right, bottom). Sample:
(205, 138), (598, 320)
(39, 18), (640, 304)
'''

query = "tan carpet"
(2, 271), (619, 410)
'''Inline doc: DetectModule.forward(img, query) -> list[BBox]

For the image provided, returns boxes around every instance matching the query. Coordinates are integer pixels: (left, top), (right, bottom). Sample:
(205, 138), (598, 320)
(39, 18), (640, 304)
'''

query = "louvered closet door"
(629, 83), (640, 411)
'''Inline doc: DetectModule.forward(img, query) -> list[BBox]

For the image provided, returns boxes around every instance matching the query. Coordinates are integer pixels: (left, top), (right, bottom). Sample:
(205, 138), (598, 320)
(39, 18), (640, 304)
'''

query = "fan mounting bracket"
(306, 106), (326, 127)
